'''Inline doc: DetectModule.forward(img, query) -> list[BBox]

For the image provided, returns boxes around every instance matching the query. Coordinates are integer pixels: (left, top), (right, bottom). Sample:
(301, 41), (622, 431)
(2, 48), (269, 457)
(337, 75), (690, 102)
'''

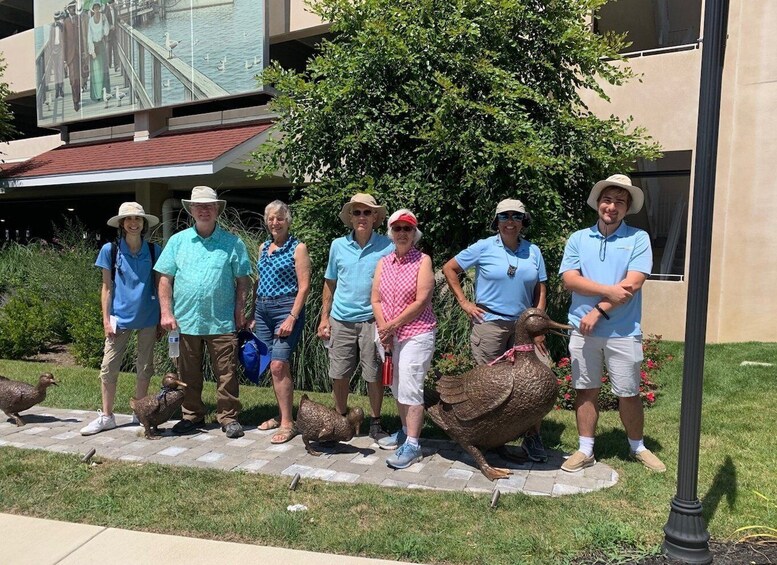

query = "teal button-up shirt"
(155, 226), (252, 335)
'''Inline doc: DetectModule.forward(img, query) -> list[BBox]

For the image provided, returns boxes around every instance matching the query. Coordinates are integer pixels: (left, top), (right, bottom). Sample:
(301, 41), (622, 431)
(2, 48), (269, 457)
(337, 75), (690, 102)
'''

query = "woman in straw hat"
(371, 209), (436, 469)
(81, 202), (162, 436)
(441, 198), (550, 462)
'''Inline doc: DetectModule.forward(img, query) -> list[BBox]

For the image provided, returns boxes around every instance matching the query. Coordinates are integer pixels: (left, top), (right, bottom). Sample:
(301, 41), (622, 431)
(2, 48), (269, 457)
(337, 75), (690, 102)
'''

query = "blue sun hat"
(238, 330), (270, 384)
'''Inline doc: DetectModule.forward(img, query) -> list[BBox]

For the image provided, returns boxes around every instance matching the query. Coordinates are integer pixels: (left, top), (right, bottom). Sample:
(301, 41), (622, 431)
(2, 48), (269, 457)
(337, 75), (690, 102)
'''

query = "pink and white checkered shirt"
(378, 248), (436, 342)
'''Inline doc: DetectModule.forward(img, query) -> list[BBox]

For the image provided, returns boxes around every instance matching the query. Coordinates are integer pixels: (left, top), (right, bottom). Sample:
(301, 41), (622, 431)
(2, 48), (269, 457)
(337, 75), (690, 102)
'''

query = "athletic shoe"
(369, 419), (389, 440)
(631, 449), (666, 472)
(386, 442), (423, 469)
(171, 418), (205, 435)
(561, 450), (595, 472)
(223, 421), (245, 439)
(522, 433), (548, 462)
(80, 411), (117, 436)
(377, 429), (407, 450)
(130, 413), (140, 425)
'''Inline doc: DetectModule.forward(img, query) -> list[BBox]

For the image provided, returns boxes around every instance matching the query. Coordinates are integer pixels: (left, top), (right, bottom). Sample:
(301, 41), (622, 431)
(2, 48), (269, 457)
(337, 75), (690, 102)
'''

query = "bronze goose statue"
(425, 308), (571, 481)
(296, 394), (364, 456)
(0, 373), (58, 426)
(130, 373), (188, 439)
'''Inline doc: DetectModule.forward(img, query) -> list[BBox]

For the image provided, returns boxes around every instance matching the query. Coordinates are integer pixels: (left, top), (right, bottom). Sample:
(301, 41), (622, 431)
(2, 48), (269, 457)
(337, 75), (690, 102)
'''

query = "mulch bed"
(573, 541), (777, 564)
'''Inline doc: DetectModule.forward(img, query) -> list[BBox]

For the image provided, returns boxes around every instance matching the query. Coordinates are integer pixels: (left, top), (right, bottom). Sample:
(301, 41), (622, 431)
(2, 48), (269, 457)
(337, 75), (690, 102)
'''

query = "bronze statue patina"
(130, 373), (188, 439)
(0, 373), (58, 426)
(425, 308), (571, 480)
(296, 394), (364, 456)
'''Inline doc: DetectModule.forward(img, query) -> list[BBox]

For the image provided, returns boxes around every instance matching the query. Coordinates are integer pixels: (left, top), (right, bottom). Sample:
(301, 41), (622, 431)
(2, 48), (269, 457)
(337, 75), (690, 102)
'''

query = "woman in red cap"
(371, 209), (436, 469)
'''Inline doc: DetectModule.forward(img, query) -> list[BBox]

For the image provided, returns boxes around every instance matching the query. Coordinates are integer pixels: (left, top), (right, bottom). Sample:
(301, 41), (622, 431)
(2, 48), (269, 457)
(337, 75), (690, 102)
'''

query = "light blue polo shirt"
(325, 231), (394, 322)
(559, 221), (652, 337)
(154, 226), (252, 335)
(454, 235), (547, 321)
(96, 239), (162, 330)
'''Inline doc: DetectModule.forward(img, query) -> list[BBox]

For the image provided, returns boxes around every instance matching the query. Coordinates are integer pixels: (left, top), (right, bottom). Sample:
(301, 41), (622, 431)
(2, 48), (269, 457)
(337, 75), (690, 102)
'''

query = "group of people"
(79, 175), (665, 474)
(46, 0), (121, 112)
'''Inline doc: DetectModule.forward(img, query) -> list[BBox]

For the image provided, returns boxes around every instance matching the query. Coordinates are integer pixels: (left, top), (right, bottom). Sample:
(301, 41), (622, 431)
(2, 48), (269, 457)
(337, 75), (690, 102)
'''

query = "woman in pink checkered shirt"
(371, 209), (436, 469)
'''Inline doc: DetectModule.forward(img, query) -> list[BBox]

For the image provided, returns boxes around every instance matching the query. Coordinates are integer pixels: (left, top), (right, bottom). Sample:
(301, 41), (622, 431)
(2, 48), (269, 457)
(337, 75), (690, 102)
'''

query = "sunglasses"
(391, 225), (415, 233)
(351, 209), (373, 217)
(497, 212), (525, 222)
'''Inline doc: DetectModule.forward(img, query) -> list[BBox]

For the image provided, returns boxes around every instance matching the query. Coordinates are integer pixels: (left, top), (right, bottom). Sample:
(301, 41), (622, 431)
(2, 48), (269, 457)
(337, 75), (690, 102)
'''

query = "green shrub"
(0, 290), (55, 358)
(67, 295), (104, 368)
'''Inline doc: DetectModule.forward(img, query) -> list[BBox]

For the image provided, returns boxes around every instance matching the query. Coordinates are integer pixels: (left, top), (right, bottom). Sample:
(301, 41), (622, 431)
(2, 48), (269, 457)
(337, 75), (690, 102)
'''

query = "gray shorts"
(568, 332), (643, 397)
(328, 318), (380, 383)
(470, 320), (516, 365)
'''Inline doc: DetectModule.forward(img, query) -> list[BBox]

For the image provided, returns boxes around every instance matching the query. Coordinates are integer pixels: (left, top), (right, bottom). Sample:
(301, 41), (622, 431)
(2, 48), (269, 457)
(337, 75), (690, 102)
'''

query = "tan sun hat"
(490, 199), (527, 231)
(107, 202), (159, 228)
(338, 193), (387, 227)
(182, 186), (226, 217)
(588, 174), (644, 215)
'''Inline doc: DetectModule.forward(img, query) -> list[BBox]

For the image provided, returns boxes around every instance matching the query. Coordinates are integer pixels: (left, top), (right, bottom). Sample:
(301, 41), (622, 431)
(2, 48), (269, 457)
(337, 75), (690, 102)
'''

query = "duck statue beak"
(547, 320), (573, 338)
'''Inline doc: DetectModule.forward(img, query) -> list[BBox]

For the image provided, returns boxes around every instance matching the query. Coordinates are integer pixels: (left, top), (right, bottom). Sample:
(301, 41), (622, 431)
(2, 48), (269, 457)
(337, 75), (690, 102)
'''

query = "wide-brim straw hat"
(490, 198), (527, 231)
(182, 185), (226, 217)
(338, 193), (387, 227)
(107, 202), (159, 228)
(588, 174), (644, 215)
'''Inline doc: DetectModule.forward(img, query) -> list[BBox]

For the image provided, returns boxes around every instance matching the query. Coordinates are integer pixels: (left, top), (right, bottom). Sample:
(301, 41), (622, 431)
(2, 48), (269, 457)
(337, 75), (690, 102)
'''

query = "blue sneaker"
(522, 433), (548, 463)
(377, 429), (407, 450)
(386, 442), (423, 469)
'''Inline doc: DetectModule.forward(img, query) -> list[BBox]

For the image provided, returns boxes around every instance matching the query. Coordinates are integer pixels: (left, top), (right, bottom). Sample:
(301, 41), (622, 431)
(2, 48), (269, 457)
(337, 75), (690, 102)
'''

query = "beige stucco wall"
(1, 30), (36, 96)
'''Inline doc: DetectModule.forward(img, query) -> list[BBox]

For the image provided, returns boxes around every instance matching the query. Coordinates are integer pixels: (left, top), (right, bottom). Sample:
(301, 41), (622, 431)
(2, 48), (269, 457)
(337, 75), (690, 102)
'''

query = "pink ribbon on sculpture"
(487, 343), (535, 366)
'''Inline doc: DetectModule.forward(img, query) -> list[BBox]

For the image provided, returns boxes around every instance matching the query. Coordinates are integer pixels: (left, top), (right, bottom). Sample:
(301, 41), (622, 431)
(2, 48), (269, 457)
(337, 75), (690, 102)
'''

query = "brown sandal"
(258, 417), (280, 431)
(270, 425), (297, 444)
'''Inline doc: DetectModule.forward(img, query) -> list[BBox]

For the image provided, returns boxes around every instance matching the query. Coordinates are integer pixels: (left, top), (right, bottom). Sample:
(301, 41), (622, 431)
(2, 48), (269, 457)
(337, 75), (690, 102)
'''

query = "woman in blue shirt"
(442, 198), (549, 461)
(81, 202), (161, 436)
(249, 200), (311, 444)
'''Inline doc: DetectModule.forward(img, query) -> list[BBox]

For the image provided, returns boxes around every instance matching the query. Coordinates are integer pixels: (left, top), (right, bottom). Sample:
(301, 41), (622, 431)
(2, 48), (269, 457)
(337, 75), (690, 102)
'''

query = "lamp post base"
(663, 497), (712, 564)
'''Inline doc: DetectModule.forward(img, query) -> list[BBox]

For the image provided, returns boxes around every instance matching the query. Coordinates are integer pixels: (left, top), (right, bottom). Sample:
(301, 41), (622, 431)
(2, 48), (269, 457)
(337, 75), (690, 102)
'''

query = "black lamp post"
(662, 0), (729, 562)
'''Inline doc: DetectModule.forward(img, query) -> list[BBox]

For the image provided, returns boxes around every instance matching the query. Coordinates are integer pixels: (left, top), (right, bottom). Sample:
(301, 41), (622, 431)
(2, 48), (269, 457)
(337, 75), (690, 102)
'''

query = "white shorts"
(391, 331), (435, 405)
(568, 332), (643, 397)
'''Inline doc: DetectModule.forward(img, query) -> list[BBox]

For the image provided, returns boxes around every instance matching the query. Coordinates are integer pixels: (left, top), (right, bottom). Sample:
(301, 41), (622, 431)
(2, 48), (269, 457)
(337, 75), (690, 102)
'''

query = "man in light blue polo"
(155, 186), (252, 439)
(317, 193), (394, 440)
(559, 174), (666, 473)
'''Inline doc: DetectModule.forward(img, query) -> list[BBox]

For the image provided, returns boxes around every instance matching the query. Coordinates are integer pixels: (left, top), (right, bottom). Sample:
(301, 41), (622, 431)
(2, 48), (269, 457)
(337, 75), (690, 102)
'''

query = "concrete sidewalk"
(0, 513), (412, 565)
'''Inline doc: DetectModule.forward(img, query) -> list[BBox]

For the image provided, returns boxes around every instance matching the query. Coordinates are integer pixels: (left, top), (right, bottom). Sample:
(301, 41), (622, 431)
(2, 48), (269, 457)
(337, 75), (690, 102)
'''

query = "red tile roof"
(1, 122), (272, 179)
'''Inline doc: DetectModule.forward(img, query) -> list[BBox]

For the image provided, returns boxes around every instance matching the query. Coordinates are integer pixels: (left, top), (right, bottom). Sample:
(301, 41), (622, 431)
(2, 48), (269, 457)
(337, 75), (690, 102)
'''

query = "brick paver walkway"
(1, 406), (618, 496)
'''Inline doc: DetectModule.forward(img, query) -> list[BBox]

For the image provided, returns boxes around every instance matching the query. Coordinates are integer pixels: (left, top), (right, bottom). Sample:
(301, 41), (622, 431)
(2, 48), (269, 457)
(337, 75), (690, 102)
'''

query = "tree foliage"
(0, 55), (18, 152)
(251, 0), (660, 312)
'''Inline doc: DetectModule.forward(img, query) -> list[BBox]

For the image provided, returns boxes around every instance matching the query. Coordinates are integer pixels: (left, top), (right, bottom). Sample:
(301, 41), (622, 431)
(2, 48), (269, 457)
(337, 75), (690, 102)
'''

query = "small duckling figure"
(0, 373), (58, 426)
(130, 373), (187, 440)
(296, 394), (364, 456)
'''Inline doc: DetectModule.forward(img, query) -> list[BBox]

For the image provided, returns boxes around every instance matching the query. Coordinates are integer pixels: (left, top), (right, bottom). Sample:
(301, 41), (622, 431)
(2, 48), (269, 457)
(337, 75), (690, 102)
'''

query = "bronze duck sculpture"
(425, 308), (571, 481)
(296, 394), (364, 456)
(130, 373), (187, 439)
(0, 373), (58, 426)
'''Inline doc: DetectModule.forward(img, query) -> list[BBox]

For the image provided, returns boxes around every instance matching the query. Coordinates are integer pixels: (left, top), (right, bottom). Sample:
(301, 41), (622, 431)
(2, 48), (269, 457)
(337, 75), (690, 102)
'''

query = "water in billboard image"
(33, 0), (267, 127)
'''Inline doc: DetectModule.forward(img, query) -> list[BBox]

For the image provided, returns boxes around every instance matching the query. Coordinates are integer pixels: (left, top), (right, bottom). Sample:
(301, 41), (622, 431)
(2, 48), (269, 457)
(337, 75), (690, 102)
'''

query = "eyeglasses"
(391, 225), (414, 233)
(351, 209), (373, 217)
(497, 212), (525, 222)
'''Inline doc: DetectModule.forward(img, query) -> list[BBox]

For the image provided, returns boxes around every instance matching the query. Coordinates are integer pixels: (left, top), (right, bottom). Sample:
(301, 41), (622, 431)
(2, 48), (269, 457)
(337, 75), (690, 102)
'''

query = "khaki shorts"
(568, 332), (643, 397)
(328, 318), (380, 383)
(470, 320), (516, 365)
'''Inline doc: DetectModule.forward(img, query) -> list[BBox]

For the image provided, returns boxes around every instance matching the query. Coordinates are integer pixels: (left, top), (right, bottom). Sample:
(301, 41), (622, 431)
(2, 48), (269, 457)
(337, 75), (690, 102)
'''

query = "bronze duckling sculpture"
(296, 394), (364, 456)
(0, 373), (58, 426)
(129, 373), (187, 439)
(425, 308), (571, 481)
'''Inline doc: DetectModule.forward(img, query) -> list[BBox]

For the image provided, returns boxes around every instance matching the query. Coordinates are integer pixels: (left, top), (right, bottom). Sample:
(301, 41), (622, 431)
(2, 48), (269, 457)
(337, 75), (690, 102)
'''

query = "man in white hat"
(559, 174), (665, 473)
(154, 186), (253, 439)
(317, 193), (394, 439)
(81, 202), (162, 436)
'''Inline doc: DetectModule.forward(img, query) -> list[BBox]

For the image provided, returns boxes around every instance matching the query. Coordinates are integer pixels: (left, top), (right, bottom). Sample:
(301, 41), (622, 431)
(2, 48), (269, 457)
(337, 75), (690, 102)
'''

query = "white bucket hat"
(107, 202), (159, 228)
(182, 186), (226, 217)
(338, 193), (387, 227)
(490, 199), (528, 231)
(588, 174), (644, 215)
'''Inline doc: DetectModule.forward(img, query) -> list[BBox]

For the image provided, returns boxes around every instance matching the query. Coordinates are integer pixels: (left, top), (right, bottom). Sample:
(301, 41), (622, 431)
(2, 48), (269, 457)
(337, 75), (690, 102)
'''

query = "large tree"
(0, 55), (18, 154)
(251, 0), (659, 300)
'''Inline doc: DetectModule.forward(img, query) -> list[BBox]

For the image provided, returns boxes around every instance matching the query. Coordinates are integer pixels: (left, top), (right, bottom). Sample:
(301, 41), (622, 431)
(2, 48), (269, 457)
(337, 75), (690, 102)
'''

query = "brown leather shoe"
(561, 450), (595, 472)
(631, 449), (666, 472)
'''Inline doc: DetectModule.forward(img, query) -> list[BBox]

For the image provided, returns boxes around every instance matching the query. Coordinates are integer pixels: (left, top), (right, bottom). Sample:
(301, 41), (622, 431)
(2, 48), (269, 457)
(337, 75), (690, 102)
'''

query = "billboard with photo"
(33, 0), (267, 127)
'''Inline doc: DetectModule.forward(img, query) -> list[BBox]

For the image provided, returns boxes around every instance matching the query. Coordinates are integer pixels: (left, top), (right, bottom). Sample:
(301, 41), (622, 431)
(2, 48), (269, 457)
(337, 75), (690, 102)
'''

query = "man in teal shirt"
(155, 186), (252, 439)
(317, 193), (394, 440)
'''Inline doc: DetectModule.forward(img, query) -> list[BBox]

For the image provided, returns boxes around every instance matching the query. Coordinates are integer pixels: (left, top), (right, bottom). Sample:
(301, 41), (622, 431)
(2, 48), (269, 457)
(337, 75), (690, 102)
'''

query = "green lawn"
(1, 342), (776, 564)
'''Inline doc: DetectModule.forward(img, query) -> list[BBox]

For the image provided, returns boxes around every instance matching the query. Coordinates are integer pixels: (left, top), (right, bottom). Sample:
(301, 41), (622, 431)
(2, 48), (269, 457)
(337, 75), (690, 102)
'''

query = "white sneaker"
(80, 411), (117, 436)
(130, 413), (140, 425)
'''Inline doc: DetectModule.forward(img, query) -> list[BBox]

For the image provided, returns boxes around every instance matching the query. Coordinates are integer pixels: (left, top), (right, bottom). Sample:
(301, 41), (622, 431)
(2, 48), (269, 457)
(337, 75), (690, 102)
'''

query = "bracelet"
(289, 312), (298, 320)
(594, 304), (610, 320)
